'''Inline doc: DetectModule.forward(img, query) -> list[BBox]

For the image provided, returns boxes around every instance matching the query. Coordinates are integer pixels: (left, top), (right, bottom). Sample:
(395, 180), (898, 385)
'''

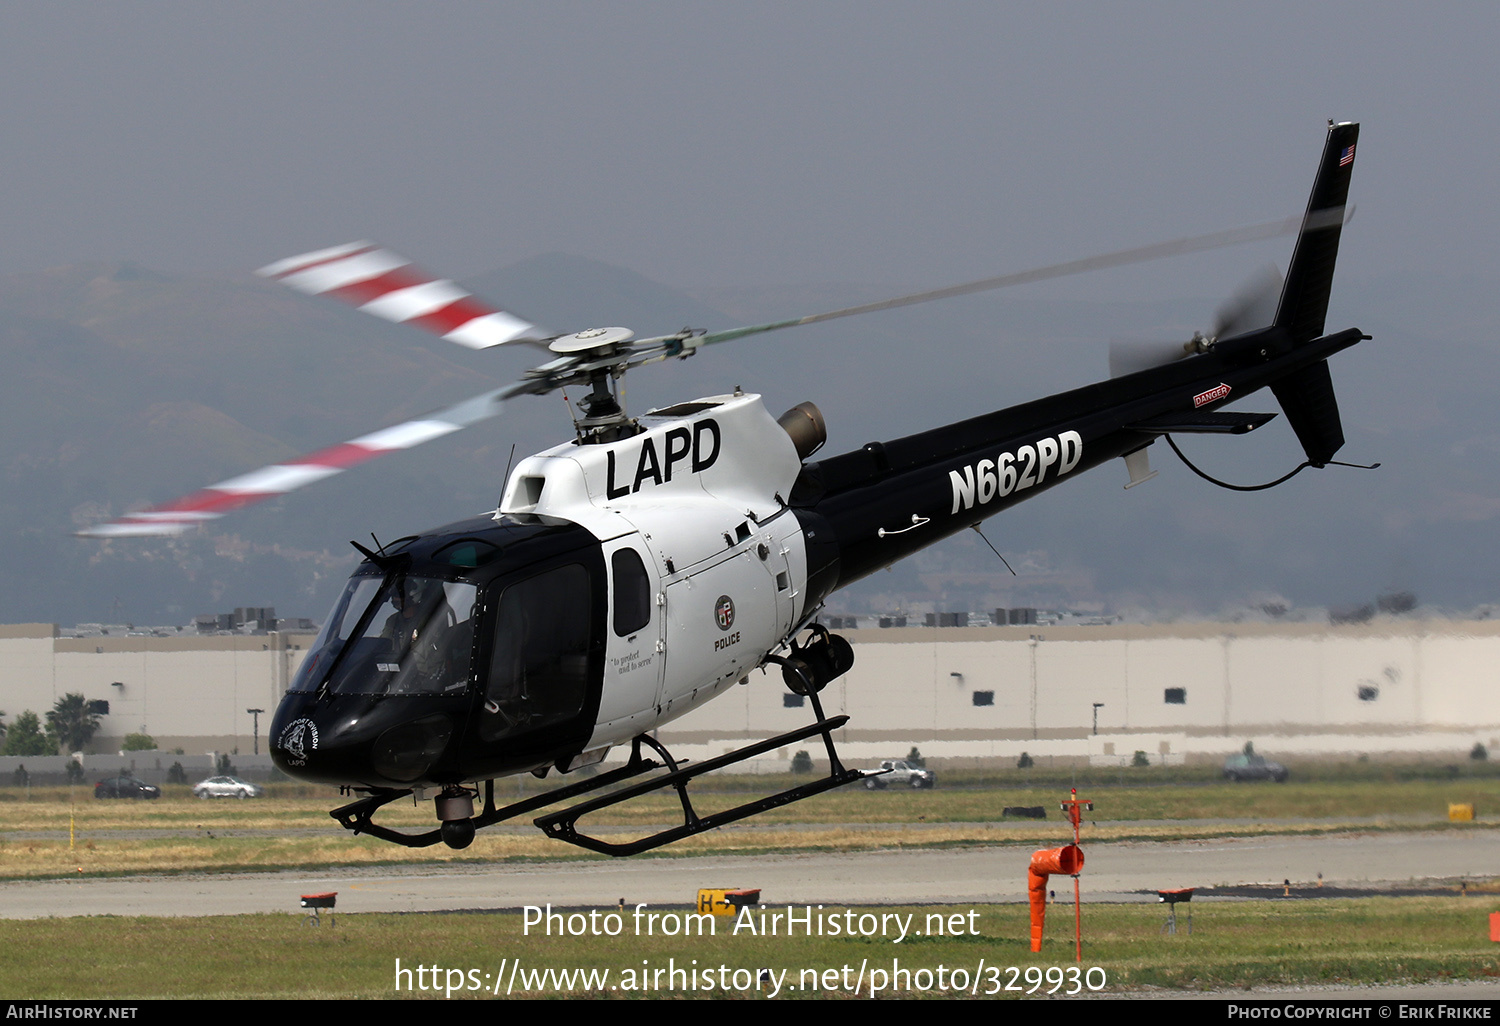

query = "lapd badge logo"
(278, 718), (319, 766)
(714, 595), (735, 631)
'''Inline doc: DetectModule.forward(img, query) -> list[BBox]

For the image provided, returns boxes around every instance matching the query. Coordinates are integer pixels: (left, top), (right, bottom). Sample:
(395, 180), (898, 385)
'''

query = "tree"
(1016, 751), (1034, 769)
(122, 732), (157, 752)
(1471, 742), (1488, 762)
(3, 712), (54, 756)
(790, 750), (813, 774)
(905, 746), (926, 769)
(46, 693), (99, 754)
(1132, 750), (1150, 767)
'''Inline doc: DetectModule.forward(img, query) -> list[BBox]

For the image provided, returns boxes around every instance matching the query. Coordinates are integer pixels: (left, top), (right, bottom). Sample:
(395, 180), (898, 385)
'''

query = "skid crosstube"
(535, 715), (864, 857)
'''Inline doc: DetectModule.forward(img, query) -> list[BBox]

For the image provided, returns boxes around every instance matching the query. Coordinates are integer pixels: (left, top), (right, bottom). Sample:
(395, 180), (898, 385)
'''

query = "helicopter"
(81, 122), (1366, 854)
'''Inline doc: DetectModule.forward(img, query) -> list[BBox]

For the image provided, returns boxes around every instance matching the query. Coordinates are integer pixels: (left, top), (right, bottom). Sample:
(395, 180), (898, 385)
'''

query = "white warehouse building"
(0, 624), (309, 755)
(1, 619), (1496, 767)
(666, 620), (1500, 768)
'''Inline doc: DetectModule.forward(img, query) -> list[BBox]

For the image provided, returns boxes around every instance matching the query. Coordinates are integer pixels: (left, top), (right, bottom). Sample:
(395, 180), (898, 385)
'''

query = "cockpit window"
(289, 575), (477, 696)
(288, 576), (381, 693)
(480, 563), (593, 741)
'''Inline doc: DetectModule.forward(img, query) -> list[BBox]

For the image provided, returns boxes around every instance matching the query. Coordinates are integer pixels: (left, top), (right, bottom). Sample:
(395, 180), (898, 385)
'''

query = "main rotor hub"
(549, 326), (635, 354)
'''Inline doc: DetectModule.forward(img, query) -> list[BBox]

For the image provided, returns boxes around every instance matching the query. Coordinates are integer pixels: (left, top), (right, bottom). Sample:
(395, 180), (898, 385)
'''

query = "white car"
(863, 760), (936, 789)
(193, 775), (265, 799)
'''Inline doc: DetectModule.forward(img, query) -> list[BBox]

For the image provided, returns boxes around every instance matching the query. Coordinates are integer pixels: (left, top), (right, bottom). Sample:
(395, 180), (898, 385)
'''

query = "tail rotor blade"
(1214, 265), (1284, 340)
(1108, 338), (1196, 379)
(1109, 263), (1285, 378)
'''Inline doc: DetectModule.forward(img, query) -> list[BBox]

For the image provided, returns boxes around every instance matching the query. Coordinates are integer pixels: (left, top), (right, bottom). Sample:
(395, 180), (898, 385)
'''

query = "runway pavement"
(1, 829), (1494, 919)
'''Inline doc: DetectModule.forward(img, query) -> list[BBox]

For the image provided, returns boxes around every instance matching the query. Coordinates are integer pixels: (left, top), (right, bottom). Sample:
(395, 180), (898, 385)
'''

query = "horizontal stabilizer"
(1129, 411), (1277, 435)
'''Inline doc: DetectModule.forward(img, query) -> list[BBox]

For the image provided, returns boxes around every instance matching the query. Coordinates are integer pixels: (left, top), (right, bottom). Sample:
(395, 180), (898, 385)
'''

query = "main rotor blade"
(258, 242), (553, 351)
(78, 381), (535, 537)
(696, 213), (1317, 348)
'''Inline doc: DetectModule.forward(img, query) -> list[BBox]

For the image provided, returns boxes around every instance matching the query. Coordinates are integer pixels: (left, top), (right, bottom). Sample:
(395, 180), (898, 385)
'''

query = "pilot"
(381, 578), (454, 688)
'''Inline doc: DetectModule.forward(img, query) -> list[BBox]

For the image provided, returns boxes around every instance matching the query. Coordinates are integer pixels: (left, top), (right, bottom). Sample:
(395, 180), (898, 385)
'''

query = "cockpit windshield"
(290, 574), (477, 696)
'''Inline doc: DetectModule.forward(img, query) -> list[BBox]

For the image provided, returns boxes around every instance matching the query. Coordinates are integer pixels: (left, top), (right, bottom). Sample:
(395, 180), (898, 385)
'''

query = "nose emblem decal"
(279, 718), (320, 765)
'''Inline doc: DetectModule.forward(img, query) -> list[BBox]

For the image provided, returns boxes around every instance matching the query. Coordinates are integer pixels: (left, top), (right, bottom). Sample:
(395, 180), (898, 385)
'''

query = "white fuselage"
(498, 392), (811, 751)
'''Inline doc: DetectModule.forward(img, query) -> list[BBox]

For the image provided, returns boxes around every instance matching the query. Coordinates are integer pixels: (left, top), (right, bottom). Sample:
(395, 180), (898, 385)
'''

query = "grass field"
(2, 769), (1497, 999)
(0, 898), (1494, 998)
(0, 774), (1494, 879)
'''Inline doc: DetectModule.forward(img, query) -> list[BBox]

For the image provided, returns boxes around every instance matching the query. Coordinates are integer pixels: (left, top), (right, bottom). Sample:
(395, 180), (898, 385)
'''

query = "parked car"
(863, 759), (936, 789)
(1223, 753), (1289, 782)
(94, 774), (161, 799)
(193, 775), (265, 799)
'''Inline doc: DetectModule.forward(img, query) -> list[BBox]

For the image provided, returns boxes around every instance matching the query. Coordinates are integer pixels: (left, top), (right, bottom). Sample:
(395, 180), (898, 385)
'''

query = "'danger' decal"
(1193, 383), (1232, 408)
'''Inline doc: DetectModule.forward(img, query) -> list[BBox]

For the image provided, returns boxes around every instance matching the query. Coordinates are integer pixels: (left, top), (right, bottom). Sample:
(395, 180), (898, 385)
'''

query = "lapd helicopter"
(82, 122), (1367, 853)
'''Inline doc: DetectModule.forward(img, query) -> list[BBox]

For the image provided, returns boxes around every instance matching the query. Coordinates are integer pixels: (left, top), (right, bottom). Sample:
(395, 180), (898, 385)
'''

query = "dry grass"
(0, 776), (1493, 880)
(7, 775), (1498, 828)
(0, 817), (1484, 880)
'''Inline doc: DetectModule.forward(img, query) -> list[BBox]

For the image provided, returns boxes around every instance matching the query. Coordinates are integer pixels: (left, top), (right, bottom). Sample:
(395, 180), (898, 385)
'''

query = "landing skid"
(536, 710), (862, 856)
(329, 690), (865, 854)
(330, 755), (665, 848)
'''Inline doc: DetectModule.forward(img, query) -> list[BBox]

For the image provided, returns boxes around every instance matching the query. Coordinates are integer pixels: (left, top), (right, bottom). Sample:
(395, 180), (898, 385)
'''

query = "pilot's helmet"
(396, 577), (434, 610)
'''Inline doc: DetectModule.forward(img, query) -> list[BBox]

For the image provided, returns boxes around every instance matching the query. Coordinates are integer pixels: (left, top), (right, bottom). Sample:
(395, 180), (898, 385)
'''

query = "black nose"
(370, 714), (454, 782)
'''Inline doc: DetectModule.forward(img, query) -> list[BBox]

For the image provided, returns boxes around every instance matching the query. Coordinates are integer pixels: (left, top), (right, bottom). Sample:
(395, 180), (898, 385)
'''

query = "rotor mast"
(548, 326), (642, 444)
(573, 366), (636, 443)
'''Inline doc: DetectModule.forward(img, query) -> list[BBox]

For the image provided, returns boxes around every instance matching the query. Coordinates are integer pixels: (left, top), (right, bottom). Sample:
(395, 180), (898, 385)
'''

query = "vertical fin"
(1275, 122), (1359, 344)
(1270, 122), (1359, 466)
(1272, 360), (1344, 466)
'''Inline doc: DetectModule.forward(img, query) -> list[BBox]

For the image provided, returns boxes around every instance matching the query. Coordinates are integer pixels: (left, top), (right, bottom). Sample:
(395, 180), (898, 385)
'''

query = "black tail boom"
(794, 122), (1367, 600)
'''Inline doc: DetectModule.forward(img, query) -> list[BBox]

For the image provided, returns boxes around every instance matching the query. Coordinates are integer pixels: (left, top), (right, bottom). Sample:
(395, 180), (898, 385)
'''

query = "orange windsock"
(1028, 844), (1083, 952)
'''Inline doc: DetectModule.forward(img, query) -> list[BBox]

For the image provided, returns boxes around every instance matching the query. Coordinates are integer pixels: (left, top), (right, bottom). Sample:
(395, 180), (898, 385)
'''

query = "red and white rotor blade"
(258, 242), (551, 351)
(78, 382), (530, 537)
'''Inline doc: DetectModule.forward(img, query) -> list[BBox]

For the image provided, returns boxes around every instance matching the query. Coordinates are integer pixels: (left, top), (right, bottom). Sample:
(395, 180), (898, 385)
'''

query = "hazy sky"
(0, 2), (1491, 302)
(7, 2), (1500, 623)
